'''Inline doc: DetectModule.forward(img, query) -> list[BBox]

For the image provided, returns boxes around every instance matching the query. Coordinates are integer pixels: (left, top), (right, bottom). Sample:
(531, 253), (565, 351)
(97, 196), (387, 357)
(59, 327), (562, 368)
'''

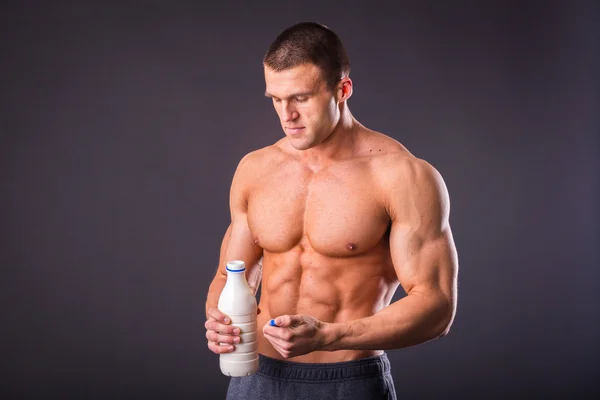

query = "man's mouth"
(286, 127), (305, 134)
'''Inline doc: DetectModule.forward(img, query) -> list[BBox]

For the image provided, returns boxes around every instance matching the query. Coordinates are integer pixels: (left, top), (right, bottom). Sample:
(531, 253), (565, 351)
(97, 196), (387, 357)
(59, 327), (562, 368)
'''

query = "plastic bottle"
(217, 260), (259, 376)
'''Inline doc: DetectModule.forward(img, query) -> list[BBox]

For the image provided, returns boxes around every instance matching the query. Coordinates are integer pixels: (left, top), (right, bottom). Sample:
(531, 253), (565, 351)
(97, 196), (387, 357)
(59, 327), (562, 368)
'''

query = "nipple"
(346, 243), (357, 251)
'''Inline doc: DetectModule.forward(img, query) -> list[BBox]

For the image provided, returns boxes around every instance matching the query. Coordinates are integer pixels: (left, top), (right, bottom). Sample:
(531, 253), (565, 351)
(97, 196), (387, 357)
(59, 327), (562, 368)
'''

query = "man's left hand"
(262, 314), (330, 358)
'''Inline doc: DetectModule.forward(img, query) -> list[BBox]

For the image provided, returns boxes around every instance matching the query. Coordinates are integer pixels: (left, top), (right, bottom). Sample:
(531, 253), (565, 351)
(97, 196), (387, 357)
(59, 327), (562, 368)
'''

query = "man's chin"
(287, 136), (313, 151)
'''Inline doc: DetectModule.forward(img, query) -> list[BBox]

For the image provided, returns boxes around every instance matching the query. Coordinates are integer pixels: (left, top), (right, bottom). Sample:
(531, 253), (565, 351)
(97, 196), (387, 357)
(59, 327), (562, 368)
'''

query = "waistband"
(257, 353), (391, 382)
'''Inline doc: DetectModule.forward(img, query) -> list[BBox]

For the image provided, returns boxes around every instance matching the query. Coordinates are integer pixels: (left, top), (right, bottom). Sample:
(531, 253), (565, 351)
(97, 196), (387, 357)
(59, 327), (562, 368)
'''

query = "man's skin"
(205, 62), (458, 363)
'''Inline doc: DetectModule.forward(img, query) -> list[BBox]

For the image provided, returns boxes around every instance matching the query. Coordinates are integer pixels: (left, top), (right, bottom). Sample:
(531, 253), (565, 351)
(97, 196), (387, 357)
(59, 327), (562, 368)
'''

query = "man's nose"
(281, 103), (298, 122)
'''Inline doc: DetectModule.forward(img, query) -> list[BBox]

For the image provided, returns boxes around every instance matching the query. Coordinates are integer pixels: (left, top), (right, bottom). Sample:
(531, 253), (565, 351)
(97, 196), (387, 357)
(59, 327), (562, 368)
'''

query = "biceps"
(219, 214), (263, 272)
(390, 226), (458, 298)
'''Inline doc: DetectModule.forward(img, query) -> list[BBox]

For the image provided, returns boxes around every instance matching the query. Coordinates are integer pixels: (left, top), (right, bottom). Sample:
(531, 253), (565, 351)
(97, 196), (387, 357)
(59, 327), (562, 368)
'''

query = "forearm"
(324, 291), (455, 351)
(206, 212), (263, 318)
(205, 274), (227, 318)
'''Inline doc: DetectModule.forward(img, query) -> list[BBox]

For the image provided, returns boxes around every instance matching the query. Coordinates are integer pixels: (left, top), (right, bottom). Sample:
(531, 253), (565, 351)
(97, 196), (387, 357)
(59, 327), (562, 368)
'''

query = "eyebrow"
(264, 91), (313, 99)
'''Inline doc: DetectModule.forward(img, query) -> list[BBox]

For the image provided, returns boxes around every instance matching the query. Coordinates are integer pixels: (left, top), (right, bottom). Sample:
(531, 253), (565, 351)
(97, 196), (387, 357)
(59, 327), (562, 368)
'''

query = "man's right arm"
(204, 153), (263, 354)
(205, 222), (262, 317)
(205, 223), (232, 319)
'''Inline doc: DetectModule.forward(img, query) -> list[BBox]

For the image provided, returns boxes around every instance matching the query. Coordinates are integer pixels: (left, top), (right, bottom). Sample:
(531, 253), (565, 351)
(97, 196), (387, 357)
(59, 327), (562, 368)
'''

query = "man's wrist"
(321, 322), (349, 352)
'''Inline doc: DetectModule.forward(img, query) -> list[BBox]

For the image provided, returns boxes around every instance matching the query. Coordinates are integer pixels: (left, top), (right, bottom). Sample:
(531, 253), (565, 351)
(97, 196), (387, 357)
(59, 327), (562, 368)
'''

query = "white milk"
(217, 260), (259, 376)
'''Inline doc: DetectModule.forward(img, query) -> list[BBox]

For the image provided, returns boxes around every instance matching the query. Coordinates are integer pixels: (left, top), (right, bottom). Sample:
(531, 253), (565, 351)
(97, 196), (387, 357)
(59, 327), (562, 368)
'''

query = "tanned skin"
(205, 63), (458, 363)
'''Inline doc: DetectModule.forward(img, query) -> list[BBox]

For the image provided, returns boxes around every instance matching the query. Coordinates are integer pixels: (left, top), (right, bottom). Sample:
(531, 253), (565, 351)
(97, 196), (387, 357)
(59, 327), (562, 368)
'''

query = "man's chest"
(246, 162), (391, 257)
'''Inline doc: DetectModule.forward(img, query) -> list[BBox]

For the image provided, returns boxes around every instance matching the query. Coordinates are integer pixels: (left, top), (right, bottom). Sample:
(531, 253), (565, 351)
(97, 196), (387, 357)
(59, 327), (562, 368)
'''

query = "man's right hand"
(205, 307), (240, 354)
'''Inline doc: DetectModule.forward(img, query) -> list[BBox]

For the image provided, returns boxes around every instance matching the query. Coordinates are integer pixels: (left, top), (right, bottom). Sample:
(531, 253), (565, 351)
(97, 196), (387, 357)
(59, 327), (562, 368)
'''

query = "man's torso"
(244, 130), (412, 362)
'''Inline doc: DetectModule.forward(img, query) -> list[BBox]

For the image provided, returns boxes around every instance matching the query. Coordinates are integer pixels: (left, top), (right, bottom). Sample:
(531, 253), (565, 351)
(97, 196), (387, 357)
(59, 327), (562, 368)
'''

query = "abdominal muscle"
(256, 242), (398, 363)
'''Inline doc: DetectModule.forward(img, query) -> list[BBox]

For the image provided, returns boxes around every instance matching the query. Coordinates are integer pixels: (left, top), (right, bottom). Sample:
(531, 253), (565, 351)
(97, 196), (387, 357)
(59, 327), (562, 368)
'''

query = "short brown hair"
(263, 22), (351, 90)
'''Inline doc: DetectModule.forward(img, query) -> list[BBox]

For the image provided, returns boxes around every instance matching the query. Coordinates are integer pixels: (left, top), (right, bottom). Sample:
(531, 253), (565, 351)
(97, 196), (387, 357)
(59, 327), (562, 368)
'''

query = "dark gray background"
(1, 0), (598, 398)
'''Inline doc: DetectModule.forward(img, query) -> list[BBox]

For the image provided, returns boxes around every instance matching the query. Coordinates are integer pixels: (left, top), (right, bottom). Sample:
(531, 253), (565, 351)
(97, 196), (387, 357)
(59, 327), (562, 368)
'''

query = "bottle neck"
(226, 270), (248, 284)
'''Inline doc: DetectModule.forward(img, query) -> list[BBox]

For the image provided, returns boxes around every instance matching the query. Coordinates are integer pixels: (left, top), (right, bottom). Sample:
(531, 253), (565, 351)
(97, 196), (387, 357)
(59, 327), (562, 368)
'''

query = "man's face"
(264, 63), (340, 151)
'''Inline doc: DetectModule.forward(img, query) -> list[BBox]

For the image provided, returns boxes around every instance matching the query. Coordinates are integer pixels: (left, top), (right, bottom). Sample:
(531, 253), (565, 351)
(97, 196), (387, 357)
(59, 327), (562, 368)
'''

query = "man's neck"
(298, 111), (361, 170)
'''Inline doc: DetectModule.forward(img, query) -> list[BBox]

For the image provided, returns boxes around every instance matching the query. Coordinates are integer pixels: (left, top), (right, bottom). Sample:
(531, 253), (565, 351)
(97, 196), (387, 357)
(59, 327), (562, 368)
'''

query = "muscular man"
(205, 22), (458, 399)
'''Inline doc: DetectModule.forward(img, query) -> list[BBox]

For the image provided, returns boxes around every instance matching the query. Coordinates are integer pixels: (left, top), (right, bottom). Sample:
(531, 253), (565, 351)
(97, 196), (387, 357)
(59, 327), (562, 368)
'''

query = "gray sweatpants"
(226, 353), (397, 400)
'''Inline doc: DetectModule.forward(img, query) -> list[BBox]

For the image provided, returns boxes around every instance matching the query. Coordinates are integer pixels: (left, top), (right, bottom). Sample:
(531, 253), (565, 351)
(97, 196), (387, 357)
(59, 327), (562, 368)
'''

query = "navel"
(346, 242), (357, 251)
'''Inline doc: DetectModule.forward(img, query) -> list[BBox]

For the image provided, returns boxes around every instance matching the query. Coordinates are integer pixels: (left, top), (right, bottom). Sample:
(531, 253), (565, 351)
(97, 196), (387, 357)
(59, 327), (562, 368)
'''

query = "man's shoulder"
(235, 142), (288, 177)
(366, 132), (443, 194)
(362, 132), (449, 223)
(364, 131), (419, 173)
(231, 144), (287, 199)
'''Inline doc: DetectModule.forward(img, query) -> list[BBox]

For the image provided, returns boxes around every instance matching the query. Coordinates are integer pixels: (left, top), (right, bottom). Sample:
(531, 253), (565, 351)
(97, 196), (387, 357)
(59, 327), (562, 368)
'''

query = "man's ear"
(338, 77), (353, 103)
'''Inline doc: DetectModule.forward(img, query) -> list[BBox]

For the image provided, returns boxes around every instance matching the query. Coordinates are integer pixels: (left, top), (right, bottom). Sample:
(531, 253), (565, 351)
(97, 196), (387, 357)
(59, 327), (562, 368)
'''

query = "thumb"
(270, 314), (301, 328)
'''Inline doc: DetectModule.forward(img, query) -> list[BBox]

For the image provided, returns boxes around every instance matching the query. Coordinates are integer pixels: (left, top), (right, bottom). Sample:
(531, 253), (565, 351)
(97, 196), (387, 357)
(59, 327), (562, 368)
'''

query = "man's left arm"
(263, 159), (458, 356)
(325, 159), (458, 350)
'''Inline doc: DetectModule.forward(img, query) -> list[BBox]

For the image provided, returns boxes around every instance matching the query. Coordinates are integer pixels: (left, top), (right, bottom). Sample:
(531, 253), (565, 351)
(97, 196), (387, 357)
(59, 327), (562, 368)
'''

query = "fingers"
(205, 320), (239, 355)
(263, 333), (292, 358)
(207, 307), (231, 324)
(263, 321), (293, 341)
(206, 330), (241, 344)
(205, 319), (240, 336)
(273, 315), (296, 328)
(266, 314), (300, 329)
(207, 341), (236, 354)
(205, 308), (240, 355)
(206, 330), (239, 354)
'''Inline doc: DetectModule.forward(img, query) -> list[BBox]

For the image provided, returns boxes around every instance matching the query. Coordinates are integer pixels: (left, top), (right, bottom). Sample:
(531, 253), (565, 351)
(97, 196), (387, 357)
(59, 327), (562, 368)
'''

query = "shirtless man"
(205, 22), (458, 399)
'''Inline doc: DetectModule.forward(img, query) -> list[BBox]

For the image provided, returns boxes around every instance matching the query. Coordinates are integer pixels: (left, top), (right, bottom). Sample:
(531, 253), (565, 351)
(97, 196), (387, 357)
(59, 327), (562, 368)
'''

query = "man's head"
(263, 22), (353, 151)
(263, 22), (350, 91)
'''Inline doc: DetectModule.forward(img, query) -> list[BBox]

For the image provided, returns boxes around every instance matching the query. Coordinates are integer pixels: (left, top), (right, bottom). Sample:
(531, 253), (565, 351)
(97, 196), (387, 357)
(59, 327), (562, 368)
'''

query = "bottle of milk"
(217, 260), (259, 376)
